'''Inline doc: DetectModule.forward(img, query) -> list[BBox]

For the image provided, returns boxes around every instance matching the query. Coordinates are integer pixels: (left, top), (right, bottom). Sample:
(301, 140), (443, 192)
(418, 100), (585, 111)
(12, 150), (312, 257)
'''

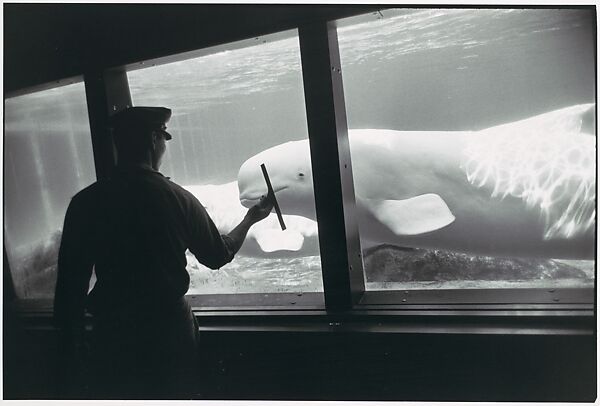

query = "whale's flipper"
(253, 228), (304, 252)
(363, 194), (455, 235)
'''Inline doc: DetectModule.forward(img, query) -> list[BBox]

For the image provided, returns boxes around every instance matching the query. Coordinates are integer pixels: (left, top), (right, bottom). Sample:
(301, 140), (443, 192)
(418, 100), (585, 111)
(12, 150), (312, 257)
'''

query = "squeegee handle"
(261, 163), (286, 231)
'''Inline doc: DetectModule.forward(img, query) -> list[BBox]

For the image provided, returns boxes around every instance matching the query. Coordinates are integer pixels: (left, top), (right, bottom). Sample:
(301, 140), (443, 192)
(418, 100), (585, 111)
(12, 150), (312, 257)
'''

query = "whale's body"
(237, 104), (596, 259)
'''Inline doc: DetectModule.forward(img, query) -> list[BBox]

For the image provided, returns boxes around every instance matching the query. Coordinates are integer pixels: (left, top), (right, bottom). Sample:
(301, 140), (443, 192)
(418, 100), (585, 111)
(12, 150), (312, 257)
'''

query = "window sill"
(11, 286), (594, 336)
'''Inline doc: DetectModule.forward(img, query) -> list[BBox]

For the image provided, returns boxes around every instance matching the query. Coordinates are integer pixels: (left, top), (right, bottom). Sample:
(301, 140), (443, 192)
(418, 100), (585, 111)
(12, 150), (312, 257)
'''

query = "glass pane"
(127, 30), (323, 295)
(338, 9), (595, 290)
(4, 83), (97, 298)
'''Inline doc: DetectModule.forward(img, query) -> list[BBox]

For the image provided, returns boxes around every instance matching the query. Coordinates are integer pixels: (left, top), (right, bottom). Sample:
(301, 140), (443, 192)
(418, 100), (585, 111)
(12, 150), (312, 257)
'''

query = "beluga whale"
(237, 103), (596, 260)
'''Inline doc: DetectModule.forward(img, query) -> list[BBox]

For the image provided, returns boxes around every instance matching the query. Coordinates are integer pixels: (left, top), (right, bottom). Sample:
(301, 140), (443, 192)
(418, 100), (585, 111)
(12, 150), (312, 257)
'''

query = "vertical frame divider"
(3, 243), (17, 303)
(299, 22), (365, 312)
(84, 68), (133, 180)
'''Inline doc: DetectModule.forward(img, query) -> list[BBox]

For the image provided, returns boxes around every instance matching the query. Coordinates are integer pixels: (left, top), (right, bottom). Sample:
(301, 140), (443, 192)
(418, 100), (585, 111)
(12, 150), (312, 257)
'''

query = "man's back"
(55, 165), (234, 325)
(85, 166), (194, 314)
(54, 165), (235, 398)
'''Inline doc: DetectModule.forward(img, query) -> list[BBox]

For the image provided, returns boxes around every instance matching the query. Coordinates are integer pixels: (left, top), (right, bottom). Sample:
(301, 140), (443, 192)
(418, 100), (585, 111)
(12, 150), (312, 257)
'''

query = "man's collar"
(115, 164), (164, 176)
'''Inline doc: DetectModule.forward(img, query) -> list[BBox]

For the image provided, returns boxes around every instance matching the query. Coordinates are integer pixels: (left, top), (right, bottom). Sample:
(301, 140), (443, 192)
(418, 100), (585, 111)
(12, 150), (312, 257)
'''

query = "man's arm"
(225, 195), (274, 254)
(188, 194), (273, 270)
(54, 197), (94, 332)
(53, 196), (94, 394)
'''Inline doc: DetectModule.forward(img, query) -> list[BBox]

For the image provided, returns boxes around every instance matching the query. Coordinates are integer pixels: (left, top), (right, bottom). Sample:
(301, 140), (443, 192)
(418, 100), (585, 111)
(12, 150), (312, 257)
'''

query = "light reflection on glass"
(4, 83), (97, 298)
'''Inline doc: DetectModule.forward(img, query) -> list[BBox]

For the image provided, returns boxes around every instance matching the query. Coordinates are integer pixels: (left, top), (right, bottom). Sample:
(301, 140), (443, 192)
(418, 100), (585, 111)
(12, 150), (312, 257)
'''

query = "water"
(339, 9), (594, 131)
(134, 8), (596, 294)
(339, 9), (595, 291)
(4, 8), (595, 298)
(4, 84), (97, 298)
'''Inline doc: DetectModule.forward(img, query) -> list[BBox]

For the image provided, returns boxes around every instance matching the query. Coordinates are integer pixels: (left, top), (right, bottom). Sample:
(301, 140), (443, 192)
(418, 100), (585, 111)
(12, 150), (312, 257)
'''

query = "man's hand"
(246, 195), (274, 224)
(226, 195), (275, 257)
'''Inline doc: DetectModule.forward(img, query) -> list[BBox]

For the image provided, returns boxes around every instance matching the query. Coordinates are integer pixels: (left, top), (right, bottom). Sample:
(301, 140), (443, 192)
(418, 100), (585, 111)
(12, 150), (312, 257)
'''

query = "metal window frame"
(299, 21), (366, 311)
(84, 68), (133, 179)
(3, 243), (17, 303)
(4, 75), (84, 99)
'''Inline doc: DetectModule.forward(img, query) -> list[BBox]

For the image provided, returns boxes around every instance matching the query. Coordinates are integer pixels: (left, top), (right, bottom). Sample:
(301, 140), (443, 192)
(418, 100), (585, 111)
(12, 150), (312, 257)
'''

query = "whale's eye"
(298, 172), (305, 177)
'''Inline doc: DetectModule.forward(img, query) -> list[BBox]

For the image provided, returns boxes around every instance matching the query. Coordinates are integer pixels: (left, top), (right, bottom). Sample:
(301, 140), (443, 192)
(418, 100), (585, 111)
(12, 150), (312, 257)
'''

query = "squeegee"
(260, 163), (286, 231)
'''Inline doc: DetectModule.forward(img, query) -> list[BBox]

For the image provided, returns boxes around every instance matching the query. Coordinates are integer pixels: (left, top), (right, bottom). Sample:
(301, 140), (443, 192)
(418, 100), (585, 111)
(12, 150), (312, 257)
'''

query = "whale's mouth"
(240, 185), (288, 207)
(240, 197), (260, 208)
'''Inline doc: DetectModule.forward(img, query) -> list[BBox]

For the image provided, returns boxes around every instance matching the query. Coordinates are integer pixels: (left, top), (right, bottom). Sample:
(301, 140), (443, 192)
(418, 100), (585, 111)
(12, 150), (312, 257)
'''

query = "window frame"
(3, 8), (595, 331)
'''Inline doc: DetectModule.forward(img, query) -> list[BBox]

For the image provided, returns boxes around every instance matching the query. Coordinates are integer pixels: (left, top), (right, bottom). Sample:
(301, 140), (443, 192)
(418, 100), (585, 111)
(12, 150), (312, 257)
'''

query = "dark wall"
(4, 4), (375, 93)
(199, 331), (596, 401)
(3, 319), (597, 401)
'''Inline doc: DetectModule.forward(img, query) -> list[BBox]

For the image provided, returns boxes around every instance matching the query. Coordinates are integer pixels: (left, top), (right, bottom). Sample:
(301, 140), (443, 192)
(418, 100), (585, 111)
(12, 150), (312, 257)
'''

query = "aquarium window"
(127, 29), (325, 304)
(4, 81), (97, 299)
(337, 8), (595, 295)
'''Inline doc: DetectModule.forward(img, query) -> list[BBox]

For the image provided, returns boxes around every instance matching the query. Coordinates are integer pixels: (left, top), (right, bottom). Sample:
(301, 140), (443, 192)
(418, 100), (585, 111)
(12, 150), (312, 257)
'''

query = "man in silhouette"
(54, 106), (273, 398)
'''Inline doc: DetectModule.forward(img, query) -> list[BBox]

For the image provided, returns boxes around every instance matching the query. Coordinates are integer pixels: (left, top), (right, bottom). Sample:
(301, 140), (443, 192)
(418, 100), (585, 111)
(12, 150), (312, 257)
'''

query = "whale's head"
(238, 139), (316, 219)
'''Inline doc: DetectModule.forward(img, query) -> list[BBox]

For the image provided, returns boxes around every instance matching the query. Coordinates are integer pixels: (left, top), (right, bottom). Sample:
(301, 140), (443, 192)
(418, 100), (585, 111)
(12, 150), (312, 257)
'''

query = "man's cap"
(109, 106), (172, 140)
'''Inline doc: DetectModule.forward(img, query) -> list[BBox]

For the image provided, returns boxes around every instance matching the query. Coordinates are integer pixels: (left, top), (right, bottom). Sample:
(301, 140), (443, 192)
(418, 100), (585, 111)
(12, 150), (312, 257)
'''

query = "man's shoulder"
(70, 180), (111, 206)
(64, 182), (103, 213)
(70, 173), (203, 212)
(164, 178), (191, 195)
(72, 181), (101, 200)
(165, 179), (204, 208)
